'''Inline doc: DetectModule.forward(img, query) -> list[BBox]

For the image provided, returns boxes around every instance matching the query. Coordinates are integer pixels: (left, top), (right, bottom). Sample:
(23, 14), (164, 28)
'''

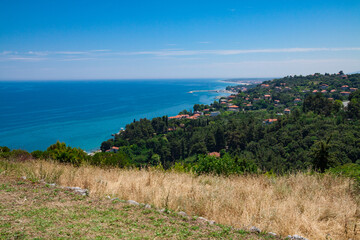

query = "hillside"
(1, 159), (359, 239)
(95, 72), (360, 173)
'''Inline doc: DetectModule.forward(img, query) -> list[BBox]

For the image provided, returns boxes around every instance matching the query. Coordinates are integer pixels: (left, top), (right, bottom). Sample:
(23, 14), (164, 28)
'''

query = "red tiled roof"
(228, 105), (239, 108)
(208, 152), (220, 157)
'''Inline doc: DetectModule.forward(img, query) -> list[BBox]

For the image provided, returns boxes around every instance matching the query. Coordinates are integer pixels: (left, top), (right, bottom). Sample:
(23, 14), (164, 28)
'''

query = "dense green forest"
(1, 72), (360, 176)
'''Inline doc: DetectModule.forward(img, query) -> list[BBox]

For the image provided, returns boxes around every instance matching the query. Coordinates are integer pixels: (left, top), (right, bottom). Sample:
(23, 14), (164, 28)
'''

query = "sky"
(0, 0), (360, 80)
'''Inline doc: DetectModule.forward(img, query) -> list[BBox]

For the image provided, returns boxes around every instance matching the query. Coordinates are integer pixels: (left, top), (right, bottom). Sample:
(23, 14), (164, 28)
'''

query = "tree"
(100, 139), (113, 152)
(215, 127), (226, 151)
(311, 136), (333, 173)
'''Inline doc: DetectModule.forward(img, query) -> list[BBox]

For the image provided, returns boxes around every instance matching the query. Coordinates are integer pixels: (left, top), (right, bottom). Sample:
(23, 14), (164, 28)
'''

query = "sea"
(0, 79), (240, 152)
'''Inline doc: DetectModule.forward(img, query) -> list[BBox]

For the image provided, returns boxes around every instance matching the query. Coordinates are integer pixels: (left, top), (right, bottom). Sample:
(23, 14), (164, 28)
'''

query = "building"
(340, 92), (350, 96)
(284, 108), (291, 114)
(208, 152), (220, 158)
(263, 119), (278, 125)
(341, 85), (349, 90)
(228, 105), (239, 112)
(110, 146), (119, 153)
(210, 111), (220, 117)
(350, 88), (358, 92)
(320, 84), (329, 89)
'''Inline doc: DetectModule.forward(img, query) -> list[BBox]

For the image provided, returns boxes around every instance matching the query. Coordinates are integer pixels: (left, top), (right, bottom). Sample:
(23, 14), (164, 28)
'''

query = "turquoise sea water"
(0, 79), (231, 152)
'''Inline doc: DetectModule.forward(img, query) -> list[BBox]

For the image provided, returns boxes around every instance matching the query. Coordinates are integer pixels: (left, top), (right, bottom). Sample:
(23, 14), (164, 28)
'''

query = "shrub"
(194, 154), (258, 176)
(46, 141), (88, 166)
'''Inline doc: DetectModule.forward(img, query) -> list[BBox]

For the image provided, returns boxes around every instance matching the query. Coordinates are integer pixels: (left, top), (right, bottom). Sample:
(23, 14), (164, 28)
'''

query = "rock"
(75, 189), (88, 196)
(127, 200), (139, 205)
(178, 211), (187, 217)
(207, 220), (215, 225)
(64, 186), (88, 196)
(268, 232), (277, 236)
(197, 217), (208, 222)
(144, 204), (151, 209)
(111, 198), (120, 201)
(106, 196), (111, 199)
(21, 176), (26, 180)
(291, 235), (309, 240)
(250, 226), (261, 233)
(158, 208), (166, 213)
(48, 183), (56, 187)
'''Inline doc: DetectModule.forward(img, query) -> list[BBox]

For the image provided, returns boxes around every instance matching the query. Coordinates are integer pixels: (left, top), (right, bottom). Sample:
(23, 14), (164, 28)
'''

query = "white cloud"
(55, 51), (88, 55)
(90, 49), (111, 52)
(0, 51), (12, 55)
(7, 57), (46, 61)
(126, 47), (360, 56)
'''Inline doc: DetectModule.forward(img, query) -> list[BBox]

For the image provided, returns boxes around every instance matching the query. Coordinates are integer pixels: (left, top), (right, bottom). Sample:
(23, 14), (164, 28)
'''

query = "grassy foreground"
(1, 159), (359, 239)
(0, 175), (278, 239)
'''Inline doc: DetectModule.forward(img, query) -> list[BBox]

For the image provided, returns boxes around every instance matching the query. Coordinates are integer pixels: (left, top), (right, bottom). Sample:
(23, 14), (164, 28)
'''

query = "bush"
(327, 163), (360, 183)
(46, 141), (88, 166)
(194, 154), (258, 176)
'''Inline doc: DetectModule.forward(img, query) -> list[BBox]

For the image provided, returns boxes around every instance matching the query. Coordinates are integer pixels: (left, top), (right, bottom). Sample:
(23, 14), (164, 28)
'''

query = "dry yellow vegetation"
(2, 159), (359, 239)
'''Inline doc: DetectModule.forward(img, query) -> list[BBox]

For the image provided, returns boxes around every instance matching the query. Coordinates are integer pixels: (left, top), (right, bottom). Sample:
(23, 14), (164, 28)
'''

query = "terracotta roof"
(228, 105), (239, 108)
(208, 152), (220, 157)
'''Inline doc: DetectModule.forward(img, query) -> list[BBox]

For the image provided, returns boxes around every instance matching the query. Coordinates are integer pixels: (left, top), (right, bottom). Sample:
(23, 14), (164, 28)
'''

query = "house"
(294, 98), (301, 103)
(208, 152), (220, 158)
(341, 85), (349, 90)
(228, 105), (239, 112)
(261, 84), (270, 88)
(210, 111), (220, 117)
(168, 114), (189, 119)
(110, 146), (119, 153)
(253, 98), (260, 102)
(328, 98), (334, 101)
(284, 87), (291, 91)
(330, 89), (336, 93)
(203, 109), (210, 112)
(312, 90), (318, 93)
(321, 90), (327, 93)
(280, 83), (286, 86)
(284, 108), (291, 114)
(350, 88), (358, 92)
(275, 86), (282, 91)
(342, 75), (348, 79)
(340, 92), (350, 96)
(264, 94), (271, 100)
(263, 119), (278, 125)
(274, 100), (280, 103)
(320, 84), (329, 89)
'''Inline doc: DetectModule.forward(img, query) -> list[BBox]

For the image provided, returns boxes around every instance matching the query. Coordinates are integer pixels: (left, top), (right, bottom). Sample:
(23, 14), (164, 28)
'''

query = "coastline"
(0, 78), (263, 152)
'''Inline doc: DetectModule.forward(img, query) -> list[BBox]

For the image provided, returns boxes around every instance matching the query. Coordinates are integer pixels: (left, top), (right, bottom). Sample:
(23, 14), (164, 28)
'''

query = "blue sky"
(0, 0), (359, 80)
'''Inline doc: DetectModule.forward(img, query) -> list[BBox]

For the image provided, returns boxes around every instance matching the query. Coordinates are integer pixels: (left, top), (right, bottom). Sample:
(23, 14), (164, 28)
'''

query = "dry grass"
(1, 159), (359, 239)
